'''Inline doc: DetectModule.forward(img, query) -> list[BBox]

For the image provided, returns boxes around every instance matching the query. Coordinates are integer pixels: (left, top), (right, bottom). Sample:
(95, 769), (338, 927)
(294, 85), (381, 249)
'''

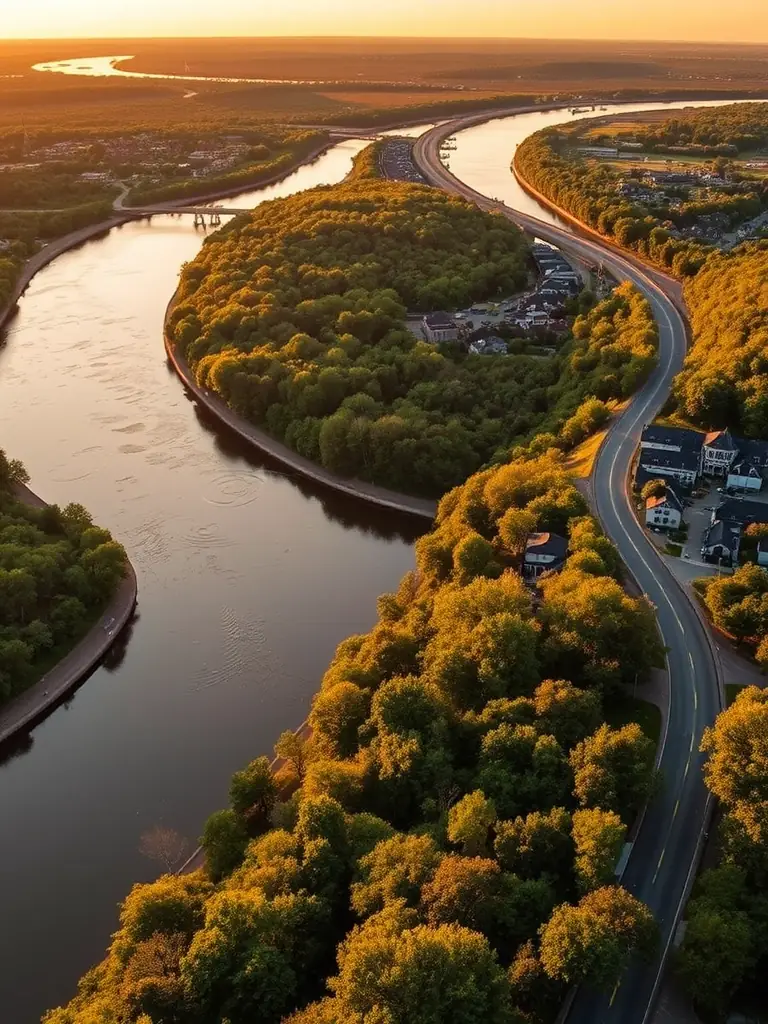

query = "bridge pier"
(209, 212), (221, 226)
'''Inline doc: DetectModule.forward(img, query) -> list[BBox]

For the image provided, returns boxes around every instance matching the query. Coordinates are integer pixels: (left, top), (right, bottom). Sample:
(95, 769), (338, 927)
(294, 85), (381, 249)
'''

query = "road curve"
(413, 119), (721, 1024)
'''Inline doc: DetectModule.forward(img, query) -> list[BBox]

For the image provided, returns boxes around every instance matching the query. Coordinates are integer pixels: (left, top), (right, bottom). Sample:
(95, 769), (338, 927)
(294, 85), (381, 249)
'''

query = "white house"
(523, 532), (568, 578)
(726, 459), (763, 493)
(645, 486), (683, 530)
(422, 312), (458, 343)
(701, 429), (740, 477)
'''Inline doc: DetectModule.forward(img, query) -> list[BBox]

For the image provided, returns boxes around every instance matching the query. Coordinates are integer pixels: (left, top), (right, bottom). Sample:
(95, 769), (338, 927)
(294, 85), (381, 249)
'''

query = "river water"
(0, 96), (746, 1021)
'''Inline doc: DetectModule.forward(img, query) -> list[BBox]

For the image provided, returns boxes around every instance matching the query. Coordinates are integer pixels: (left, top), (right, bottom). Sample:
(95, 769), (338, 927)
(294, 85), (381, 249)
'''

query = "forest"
(0, 450), (128, 704)
(168, 177), (657, 496)
(633, 103), (768, 154)
(674, 244), (768, 433)
(677, 687), (768, 1020)
(46, 435), (664, 1024)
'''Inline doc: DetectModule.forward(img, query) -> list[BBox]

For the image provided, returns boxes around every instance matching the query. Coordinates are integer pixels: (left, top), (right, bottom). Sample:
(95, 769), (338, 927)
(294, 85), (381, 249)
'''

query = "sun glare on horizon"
(3, 0), (768, 42)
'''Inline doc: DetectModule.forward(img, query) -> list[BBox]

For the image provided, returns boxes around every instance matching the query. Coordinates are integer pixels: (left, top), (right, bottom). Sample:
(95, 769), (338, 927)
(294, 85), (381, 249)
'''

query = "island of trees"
(46, 431), (664, 1024)
(168, 176), (657, 496)
(0, 450), (128, 704)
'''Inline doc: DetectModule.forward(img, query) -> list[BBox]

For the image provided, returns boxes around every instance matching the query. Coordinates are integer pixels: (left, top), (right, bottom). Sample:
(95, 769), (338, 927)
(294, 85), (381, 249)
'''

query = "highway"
(413, 119), (721, 1024)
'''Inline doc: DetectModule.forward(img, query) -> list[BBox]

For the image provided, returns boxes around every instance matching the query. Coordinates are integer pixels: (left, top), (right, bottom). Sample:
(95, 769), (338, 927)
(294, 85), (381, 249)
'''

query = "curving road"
(413, 118), (721, 1024)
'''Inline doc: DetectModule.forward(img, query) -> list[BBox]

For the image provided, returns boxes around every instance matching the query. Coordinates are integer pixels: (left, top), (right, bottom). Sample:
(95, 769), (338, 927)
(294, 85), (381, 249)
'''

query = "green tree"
(201, 809), (249, 882)
(229, 756), (278, 826)
(447, 790), (497, 857)
(571, 808), (626, 893)
(539, 886), (657, 990)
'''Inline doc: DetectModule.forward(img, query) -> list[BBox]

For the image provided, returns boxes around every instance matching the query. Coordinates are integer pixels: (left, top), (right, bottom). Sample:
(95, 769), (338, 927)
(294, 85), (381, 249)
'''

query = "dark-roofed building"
(712, 497), (768, 528)
(758, 538), (768, 568)
(640, 424), (705, 455)
(637, 424), (704, 489)
(636, 448), (700, 489)
(422, 311), (458, 343)
(645, 485), (683, 529)
(727, 459), (763, 493)
(523, 532), (568, 578)
(469, 335), (508, 356)
(702, 429), (740, 477)
(701, 519), (742, 566)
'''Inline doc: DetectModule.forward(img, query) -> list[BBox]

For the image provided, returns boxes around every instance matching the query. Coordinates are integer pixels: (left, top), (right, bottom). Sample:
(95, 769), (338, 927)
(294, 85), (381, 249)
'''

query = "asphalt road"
(413, 119), (721, 1024)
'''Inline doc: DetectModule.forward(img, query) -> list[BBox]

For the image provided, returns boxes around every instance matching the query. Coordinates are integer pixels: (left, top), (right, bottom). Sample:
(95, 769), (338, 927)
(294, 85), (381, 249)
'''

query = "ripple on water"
(203, 470), (263, 508)
(182, 522), (235, 552)
(112, 422), (146, 434)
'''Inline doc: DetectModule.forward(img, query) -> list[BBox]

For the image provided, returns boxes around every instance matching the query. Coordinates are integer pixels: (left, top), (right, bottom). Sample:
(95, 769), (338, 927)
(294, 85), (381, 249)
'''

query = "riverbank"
(0, 483), (138, 746)
(163, 294), (436, 520)
(119, 139), (334, 212)
(0, 140), (337, 336)
(0, 216), (131, 334)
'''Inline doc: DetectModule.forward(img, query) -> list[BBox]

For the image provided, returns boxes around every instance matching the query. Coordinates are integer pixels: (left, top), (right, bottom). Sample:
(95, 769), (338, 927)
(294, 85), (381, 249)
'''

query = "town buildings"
(645, 486), (683, 530)
(637, 424), (768, 494)
(523, 532), (568, 578)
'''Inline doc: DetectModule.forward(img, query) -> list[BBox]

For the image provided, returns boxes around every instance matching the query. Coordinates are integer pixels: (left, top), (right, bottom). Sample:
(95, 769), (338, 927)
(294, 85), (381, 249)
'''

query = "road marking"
(609, 982), (621, 1007)
(653, 847), (665, 884)
(673, 799), (680, 819)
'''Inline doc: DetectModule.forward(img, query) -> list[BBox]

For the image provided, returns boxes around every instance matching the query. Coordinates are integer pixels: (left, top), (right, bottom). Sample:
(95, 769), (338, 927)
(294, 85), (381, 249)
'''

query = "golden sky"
(4, 0), (768, 42)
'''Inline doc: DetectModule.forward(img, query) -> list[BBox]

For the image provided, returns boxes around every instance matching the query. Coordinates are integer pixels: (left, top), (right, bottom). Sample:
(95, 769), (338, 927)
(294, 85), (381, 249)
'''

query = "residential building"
(758, 539), (768, 567)
(701, 519), (742, 565)
(523, 532), (568, 578)
(469, 336), (508, 356)
(422, 312), (458, 343)
(726, 460), (763, 492)
(701, 429), (740, 476)
(645, 486), (683, 530)
(712, 498), (768, 529)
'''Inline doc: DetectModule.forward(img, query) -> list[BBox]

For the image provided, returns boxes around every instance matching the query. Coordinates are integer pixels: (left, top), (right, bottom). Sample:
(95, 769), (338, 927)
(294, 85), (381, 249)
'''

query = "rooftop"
(641, 423), (705, 453)
(525, 532), (568, 558)
(423, 311), (455, 329)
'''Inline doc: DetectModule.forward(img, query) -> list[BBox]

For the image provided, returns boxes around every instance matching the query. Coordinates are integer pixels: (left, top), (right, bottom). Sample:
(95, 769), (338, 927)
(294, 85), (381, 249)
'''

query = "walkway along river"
(0, 100), (743, 1021)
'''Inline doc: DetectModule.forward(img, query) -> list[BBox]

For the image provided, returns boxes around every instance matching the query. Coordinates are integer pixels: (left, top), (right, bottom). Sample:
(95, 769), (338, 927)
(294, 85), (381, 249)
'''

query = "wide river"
(0, 95), (741, 1021)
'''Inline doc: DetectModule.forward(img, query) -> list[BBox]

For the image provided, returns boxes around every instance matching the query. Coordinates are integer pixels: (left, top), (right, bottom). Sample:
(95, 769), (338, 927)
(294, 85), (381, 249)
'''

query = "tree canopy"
(0, 449), (128, 704)
(47, 439), (662, 1024)
(169, 177), (656, 496)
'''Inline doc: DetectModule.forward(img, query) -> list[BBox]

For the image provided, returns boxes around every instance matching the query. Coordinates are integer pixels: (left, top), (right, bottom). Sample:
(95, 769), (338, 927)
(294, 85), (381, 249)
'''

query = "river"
(0, 126), (430, 1024)
(0, 96), (745, 1021)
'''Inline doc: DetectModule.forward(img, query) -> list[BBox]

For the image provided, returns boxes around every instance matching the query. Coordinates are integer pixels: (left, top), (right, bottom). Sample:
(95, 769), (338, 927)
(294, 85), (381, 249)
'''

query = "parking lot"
(379, 138), (426, 183)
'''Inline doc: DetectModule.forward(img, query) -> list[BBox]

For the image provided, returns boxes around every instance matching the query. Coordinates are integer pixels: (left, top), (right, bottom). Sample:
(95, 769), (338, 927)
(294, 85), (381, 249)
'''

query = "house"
(523, 532), (568, 578)
(712, 498), (768, 529)
(726, 459), (763, 493)
(645, 486), (683, 530)
(701, 429), (740, 477)
(636, 448), (700, 490)
(422, 312), (458, 343)
(758, 539), (768, 567)
(701, 519), (742, 566)
(469, 336), (507, 356)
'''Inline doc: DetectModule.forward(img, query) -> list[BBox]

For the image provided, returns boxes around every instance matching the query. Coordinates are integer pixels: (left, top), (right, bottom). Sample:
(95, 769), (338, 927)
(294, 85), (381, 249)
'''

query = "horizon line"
(3, 34), (768, 46)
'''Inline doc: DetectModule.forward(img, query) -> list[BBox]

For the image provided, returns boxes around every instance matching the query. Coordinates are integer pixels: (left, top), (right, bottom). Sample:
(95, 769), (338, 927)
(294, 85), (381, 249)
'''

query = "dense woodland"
(0, 450), (128, 704)
(169, 178), (657, 496)
(678, 687), (768, 1020)
(632, 103), (768, 154)
(47, 440), (664, 1024)
(674, 245), (768, 432)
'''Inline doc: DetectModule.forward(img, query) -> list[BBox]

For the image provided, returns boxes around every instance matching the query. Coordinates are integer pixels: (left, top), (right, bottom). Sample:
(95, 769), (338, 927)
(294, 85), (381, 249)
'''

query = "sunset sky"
(4, 0), (768, 42)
